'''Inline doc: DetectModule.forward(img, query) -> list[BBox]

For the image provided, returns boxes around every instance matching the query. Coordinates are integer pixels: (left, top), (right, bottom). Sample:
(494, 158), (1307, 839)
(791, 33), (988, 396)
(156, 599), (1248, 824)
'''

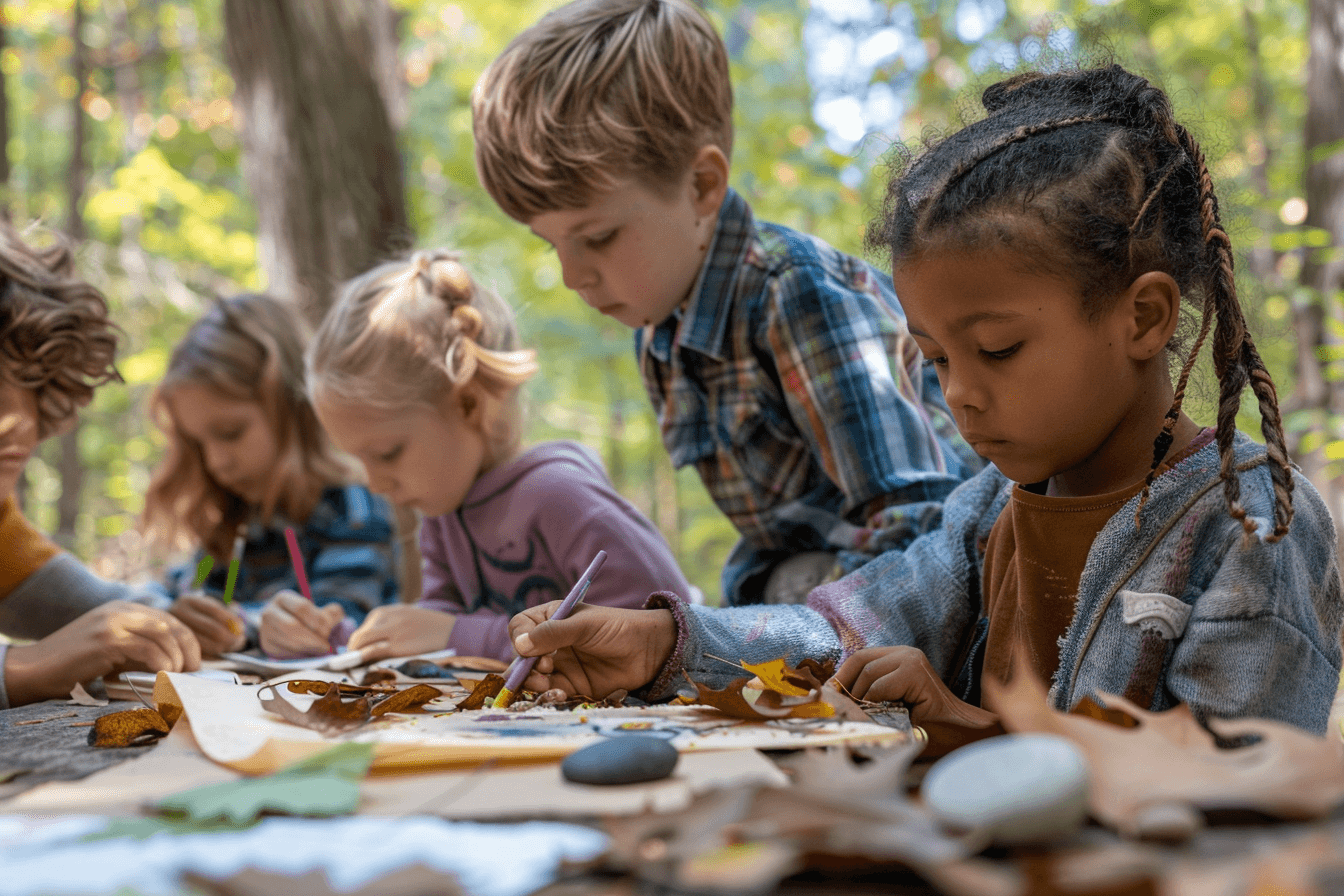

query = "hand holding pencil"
(499, 553), (679, 704)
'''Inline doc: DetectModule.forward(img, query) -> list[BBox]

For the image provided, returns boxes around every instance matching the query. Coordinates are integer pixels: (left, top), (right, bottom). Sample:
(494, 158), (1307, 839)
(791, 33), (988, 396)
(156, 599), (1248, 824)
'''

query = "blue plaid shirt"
(636, 189), (982, 605)
(159, 484), (400, 645)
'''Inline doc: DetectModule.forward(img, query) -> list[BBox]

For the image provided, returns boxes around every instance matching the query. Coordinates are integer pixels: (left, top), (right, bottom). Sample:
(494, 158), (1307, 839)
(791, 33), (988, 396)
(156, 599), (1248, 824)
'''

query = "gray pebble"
(922, 733), (1089, 845)
(561, 735), (680, 785)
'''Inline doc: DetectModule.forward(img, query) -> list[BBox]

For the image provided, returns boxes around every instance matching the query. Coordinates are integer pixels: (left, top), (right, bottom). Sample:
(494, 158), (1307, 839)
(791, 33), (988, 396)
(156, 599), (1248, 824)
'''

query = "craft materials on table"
(217, 647), (461, 677)
(494, 549), (607, 709)
(154, 668), (912, 776)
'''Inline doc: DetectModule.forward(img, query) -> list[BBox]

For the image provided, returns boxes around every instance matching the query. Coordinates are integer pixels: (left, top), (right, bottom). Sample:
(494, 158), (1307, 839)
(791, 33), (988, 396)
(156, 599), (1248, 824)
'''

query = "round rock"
(922, 733), (1089, 845)
(562, 735), (680, 785)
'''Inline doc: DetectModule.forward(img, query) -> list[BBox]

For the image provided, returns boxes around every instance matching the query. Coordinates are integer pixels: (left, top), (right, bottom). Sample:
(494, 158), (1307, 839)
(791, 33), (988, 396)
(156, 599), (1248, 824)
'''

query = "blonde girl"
(143, 293), (400, 657)
(308, 249), (692, 663)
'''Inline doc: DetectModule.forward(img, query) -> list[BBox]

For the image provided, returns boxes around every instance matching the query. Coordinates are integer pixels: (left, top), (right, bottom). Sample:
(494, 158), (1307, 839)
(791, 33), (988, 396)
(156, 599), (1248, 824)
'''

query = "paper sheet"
(154, 671), (912, 775)
(5, 715), (789, 820)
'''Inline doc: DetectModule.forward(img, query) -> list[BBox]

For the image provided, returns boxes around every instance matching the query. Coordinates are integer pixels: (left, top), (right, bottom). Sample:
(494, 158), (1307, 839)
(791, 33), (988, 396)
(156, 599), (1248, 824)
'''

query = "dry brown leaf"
(454, 673), (505, 710)
(985, 654), (1344, 837)
(690, 676), (817, 720)
(370, 683), (444, 716)
(777, 740), (923, 797)
(284, 680), (392, 697)
(259, 681), (371, 736)
(88, 707), (171, 747)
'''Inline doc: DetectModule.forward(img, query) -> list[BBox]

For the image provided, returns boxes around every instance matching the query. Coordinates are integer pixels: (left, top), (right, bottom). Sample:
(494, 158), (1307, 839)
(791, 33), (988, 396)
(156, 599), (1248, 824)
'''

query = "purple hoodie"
(418, 440), (693, 659)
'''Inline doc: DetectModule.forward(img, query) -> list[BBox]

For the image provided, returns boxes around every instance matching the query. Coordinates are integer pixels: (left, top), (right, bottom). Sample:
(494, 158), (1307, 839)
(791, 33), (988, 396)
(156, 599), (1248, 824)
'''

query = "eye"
(216, 426), (245, 442)
(921, 355), (948, 368)
(982, 343), (1022, 361)
(585, 229), (617, 250)
(376, 445), (404, 464)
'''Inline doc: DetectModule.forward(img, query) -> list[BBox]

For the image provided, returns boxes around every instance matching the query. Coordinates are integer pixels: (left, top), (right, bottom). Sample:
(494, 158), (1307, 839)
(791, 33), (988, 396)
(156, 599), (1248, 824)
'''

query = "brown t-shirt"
(979, 429), (1216, 697)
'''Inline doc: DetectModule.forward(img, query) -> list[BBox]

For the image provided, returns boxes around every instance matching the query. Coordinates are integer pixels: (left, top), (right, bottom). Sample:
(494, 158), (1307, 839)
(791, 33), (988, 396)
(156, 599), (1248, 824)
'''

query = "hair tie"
(444, 334), (478, 385)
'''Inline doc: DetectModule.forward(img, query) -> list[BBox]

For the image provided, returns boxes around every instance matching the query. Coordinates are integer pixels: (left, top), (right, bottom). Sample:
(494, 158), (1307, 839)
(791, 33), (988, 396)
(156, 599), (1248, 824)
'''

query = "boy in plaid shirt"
(473, 0), (981, 605)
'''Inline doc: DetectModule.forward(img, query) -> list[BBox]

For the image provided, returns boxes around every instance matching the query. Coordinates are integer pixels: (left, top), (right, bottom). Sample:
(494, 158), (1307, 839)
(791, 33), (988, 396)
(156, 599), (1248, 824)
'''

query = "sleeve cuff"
(632, 591), (692, 703)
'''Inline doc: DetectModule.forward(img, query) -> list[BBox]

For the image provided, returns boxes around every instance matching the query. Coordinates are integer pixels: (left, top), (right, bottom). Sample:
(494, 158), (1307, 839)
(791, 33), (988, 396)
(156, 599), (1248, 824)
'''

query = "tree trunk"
(1292, 0), (1344, 542)
(55, 0), (89, 551)
(223, 0), (420, 601)
(222, 0), (410, 324)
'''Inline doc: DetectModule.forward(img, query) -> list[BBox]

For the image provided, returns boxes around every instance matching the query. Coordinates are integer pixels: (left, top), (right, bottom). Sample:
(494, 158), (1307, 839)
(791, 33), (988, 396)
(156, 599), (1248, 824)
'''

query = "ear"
(1122, 271), (1182, 361)
(689, 144), (730, 219)
(453, 382), (489, 431)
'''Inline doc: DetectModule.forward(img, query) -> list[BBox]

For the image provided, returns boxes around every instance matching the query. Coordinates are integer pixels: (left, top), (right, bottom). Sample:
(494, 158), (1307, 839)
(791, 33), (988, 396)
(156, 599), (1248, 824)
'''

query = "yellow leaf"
(742, 658), (810, 696)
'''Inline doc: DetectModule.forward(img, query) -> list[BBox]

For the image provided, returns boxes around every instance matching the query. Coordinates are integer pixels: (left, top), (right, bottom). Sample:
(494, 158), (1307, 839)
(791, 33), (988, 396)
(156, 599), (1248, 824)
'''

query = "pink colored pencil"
(283, 526), (313, 602)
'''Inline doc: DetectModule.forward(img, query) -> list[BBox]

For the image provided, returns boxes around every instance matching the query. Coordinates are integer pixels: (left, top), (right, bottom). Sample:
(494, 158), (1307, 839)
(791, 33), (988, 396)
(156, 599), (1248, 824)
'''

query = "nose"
(940, 364), (986, 417)
(367, 468), (398, 500)
(557, 246), (598, 294)
(202, 441), (234, 480)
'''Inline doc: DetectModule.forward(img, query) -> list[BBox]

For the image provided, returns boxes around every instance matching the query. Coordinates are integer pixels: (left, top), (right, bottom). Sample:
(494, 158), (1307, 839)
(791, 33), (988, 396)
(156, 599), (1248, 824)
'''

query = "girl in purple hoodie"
(306, 248), (693, 663)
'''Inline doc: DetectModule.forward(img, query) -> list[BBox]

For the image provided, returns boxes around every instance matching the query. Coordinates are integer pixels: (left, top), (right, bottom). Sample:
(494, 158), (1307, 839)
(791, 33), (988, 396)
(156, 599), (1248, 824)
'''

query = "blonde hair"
(0, 222), (120, 439)
(472, 0), (733, 221)
(308, 249), (538, 456)
(143, 293), (353, 558)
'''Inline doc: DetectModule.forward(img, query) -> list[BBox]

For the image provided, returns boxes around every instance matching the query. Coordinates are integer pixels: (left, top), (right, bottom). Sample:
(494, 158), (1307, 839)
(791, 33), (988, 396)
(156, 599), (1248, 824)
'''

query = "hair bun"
(450, 305), (484, 342)
(431, 259), (475, 306)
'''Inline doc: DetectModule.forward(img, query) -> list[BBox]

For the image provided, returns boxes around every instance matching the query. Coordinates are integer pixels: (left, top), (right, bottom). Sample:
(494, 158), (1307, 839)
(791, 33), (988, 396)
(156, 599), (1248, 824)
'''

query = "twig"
(15, 711), (78, 726)
(702, 653), (748, 672)
(123, 675), (156, 711)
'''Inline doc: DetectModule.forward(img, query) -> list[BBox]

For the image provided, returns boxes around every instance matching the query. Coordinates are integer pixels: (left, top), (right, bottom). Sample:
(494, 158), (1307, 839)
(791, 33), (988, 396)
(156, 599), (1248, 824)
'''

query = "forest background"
(5, 0), (1343, 606)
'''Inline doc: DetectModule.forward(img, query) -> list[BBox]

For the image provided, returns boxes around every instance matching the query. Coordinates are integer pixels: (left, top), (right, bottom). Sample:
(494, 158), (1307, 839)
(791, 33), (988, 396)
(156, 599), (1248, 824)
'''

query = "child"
(502, 65), (1344, 745)
(306, 249), (694, 663)
(471, 0), (982, 606)
(0, 221), (201, 708)
(142, 293), (401, 658)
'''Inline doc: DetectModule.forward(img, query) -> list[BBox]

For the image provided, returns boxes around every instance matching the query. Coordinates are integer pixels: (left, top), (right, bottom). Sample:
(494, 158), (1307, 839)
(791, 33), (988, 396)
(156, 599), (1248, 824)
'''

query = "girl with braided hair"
(307, 249), (692, 663)
(495, 65), (1342, 750)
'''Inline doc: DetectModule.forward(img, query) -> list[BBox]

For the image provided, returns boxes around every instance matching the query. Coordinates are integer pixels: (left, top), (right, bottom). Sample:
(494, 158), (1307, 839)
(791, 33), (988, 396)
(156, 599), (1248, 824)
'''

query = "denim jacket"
(647, 431), (1343, 733)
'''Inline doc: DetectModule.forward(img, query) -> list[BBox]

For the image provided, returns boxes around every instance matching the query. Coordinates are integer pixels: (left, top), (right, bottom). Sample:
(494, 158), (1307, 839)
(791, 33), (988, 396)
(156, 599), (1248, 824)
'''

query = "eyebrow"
(530, 215), (606, 241)
(909, 310), (1023, 338)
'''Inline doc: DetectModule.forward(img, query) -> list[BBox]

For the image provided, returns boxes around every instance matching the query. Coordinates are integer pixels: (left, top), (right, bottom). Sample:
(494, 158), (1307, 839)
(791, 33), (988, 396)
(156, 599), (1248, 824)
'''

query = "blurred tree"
(222, 0), (420, 599)
(54, 0), (87, 551)
(1288, 0), (1344, 529)
(222, 0), (410, 324)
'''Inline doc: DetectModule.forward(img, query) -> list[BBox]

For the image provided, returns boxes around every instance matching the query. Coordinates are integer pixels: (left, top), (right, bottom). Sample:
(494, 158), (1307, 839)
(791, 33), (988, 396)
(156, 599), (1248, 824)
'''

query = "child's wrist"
(3, 643), (66, 706)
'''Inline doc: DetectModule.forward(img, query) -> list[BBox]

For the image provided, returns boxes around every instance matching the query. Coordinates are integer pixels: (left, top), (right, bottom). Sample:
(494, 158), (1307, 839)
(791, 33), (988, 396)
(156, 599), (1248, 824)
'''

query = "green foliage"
(4, 0), (1331, 602)
(88, 743), (375, 839)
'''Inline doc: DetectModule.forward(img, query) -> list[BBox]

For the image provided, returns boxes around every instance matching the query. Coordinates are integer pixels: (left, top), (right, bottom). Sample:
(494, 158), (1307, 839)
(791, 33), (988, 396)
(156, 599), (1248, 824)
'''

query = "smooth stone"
(561, 735), (680, 785)
(922, 733), (1090, 845)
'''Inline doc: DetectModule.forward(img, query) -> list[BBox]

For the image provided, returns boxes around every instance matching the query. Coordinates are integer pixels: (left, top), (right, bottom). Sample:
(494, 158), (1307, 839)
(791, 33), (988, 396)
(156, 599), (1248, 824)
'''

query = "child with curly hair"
(0, 222), (199, 708)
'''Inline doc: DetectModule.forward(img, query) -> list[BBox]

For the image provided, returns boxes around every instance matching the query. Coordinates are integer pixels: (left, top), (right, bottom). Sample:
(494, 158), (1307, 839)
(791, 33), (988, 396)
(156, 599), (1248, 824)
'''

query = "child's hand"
(169, 593), (246, 657)
(508, 603), (677, 700)
(2, 601), (202, 706)
(833, 645), (1002, 756)
(258, 590), (346, 658)
(345, 606), (456, 663)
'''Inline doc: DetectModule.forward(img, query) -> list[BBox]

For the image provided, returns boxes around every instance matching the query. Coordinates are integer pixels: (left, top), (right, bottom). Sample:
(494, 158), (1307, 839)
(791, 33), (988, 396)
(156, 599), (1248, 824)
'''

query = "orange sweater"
(0, 496), (59, 599)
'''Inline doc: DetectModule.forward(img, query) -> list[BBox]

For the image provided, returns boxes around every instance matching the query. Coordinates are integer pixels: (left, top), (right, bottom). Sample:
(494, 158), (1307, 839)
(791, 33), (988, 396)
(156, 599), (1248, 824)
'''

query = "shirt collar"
(643, 188), (753, 364)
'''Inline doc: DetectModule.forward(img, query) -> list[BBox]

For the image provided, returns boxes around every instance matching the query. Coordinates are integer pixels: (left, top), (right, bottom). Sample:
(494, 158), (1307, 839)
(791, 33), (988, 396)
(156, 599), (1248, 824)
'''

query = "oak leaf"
(259, 681), (371, 736)
(986, 654), (1344, 837)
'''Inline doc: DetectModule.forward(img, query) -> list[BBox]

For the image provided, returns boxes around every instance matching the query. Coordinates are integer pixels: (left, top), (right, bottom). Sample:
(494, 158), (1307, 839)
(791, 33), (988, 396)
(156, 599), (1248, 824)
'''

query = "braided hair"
(869, 64), (1292, 541)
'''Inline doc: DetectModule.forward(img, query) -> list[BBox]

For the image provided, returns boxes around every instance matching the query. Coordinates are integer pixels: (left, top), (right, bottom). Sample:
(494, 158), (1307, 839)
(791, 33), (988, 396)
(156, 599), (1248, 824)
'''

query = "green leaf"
(157, 775), (361, 825)
(151, 742), (374, 827)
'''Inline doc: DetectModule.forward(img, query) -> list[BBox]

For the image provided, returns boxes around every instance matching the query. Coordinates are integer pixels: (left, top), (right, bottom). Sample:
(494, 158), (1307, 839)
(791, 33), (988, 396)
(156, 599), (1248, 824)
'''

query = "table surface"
(5, 696), (1344, 896)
